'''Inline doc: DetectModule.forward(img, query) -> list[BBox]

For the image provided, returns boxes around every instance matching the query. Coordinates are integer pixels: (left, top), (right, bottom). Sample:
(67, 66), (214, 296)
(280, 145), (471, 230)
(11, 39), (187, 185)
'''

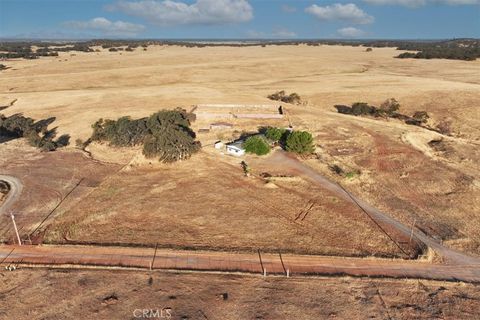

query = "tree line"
(241, 126), (315, 156)
(334, 99), (452, 135)
(1, 38), (478, 61)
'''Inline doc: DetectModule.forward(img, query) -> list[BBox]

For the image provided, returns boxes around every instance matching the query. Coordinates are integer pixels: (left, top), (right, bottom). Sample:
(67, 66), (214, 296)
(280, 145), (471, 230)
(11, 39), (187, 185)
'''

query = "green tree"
(243, 135), (270, 156)
(286, 131), (315, 154)
(265, 127), (287, 142)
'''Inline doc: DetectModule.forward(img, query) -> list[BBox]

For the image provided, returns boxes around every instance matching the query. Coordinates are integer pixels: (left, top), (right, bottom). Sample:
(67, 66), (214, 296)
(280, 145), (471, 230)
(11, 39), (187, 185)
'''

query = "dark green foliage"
(268, 91), (302, 104)
(91, 116), (148, 147)
(142, 110), (200, 162)
(265, 127), (287, 142)
(243, 135), (270, 156)
(0, 113), (69, 151)
(351, 102), (376, 116)
(396, 45), (480, 61)
(286, 131), (315, 154)
(90, 109), (200, 162)
(336, 99), (401, 117)
(366, 47), (373, 52)
(0, 64), (7, 71)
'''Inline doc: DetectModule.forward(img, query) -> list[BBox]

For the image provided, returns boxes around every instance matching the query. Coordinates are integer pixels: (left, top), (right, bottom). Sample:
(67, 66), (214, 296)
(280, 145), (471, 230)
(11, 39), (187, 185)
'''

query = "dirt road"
(1, 244), (479, 282)
(269, 151), (480, 266)
(0, 175), (22, 216)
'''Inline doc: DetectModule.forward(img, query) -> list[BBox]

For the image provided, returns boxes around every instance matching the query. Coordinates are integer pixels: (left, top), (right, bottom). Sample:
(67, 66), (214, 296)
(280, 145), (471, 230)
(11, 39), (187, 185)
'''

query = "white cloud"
(65, 17), (145, 36)
(363, 0), (479, 7)
(110, 0), (253, 26)
(281, 4), (297, 13)
(306, 3), (374, 25)
(337, 27), (367, 38)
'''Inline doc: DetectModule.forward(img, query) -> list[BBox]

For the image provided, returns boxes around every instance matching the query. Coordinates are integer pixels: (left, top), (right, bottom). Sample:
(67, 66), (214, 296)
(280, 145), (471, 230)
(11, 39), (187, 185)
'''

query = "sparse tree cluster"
(90, 109), (200, 162)
(241, 126), (314, 156)
(335, 99), (401, 118)
(334, 99), (454, 135)
(267, 91), (302, 105)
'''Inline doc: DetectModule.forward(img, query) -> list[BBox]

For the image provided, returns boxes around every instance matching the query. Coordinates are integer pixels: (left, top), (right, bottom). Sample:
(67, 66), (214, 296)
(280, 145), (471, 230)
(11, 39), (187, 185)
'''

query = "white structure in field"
(226, 141), (245, 156)
(214, 141), (224, 149)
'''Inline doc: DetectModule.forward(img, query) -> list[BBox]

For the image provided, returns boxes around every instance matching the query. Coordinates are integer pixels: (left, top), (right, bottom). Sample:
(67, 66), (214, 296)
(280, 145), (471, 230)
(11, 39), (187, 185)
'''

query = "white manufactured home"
(226, 141), (245, 156)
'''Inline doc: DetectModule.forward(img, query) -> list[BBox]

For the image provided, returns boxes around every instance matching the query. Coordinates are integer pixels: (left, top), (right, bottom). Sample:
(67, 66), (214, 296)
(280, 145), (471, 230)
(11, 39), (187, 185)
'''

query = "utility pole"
(10, 212), (22, 246)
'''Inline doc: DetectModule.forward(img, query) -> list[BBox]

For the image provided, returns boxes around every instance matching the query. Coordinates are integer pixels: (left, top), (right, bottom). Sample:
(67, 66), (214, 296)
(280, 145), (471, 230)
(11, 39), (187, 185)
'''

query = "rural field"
(1, 43), (480, 317)
(1, 269), (480, 320)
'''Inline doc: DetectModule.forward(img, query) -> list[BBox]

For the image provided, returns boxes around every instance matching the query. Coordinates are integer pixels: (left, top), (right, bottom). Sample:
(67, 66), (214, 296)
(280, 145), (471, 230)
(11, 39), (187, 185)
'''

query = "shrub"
(436, 120), (452, 136)
(286, 131), (315, 154)
(379, 98), (400, 117)
(243, 135), (270, 155)
(75, 138), (84, 148)
(366, 47), (373, 52)
(412, 111), (429, 123)
(345, 171), (360, 179)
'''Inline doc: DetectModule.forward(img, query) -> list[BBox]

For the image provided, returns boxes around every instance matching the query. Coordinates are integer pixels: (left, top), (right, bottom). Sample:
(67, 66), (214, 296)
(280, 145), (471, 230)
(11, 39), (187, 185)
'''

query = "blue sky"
(1, 0), (479, 39)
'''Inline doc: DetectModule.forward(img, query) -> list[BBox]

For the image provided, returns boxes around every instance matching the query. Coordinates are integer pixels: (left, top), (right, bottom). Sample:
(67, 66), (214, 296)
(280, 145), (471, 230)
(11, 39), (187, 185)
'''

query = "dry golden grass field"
(1, 43), (480, 318)
(1, 45), (479, 257)
(1, 268), (479, 320)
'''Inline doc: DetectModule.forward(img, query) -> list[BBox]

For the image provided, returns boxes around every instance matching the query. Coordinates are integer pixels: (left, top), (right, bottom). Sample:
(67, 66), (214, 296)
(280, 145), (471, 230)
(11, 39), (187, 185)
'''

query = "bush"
(351, 102), (375, 116)
(265, 127), (287, 142)
(436, 120), (452, 136)
(267, 91), (302, 104)
(379, 98), (400, 117)
(412, 111), (429, 123)
(286, 131), (315, 154)
(243, 136), (270, 156)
